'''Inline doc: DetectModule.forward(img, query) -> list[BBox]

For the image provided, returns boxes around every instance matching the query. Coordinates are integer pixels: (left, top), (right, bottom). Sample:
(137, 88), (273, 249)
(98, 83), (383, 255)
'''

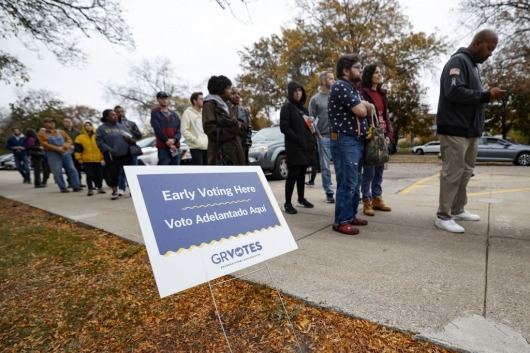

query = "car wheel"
(272, 155), (288, 180)
(515, 152), (530, 166)
(415, 149), (424, 155)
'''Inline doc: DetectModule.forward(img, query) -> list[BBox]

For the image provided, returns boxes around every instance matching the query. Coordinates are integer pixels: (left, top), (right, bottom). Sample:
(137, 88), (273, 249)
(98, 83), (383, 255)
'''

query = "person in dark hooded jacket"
(279, 82), (317, 214)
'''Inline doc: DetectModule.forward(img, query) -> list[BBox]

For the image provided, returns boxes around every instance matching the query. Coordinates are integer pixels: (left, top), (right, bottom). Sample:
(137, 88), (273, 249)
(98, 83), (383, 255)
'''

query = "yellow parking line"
(398, 173), (440, 195)
(468, 188), (530, 197)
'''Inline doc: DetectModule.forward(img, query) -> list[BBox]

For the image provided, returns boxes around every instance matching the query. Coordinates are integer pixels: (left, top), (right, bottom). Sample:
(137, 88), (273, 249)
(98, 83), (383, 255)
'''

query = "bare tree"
(105, 58), (188, 130)
(214, 0), (252, 23)
(457, 0), (529, 63)
(0, 0), (134, 84)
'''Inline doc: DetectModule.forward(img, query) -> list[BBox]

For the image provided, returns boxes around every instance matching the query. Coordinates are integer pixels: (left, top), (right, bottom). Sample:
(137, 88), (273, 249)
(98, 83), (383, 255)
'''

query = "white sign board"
(124, 165), (297, 298)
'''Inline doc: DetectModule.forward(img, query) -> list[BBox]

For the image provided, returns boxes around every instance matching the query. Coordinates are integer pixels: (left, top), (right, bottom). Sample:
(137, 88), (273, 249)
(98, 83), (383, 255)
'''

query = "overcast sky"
(0, 0), (466, 119)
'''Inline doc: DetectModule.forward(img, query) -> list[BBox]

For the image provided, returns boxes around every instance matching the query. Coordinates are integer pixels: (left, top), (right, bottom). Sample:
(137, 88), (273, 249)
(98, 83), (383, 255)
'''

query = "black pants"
(285, 165), (306, 204)
(42, 160), (50, 184)
(103, 154), (133, 187)
(83, 162), (104, 190)
(190, 149), (208, 165)
(31, 156), (43, 186)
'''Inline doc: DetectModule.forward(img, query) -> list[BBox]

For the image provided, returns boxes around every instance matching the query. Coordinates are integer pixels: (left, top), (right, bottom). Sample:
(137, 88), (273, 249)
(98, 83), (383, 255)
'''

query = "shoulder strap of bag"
(368, 104), (379, 127)
(216, 127), (225, 154)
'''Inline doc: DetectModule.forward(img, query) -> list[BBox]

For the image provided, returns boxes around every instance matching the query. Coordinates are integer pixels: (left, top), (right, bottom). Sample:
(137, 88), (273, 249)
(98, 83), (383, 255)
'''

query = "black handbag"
(364, 105), (389, 166)
(215, 128), (233, 166)
(29, 147), (45, 158)
(129, 144), (143, 156)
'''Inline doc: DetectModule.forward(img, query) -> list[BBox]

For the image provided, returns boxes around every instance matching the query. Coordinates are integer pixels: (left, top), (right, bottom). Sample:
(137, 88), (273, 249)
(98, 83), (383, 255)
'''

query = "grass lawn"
(0, 197), (456, 352)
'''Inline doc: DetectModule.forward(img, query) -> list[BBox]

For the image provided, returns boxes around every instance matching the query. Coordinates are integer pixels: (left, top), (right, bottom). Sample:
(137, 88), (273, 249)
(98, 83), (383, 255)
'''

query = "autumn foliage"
(0, 197), (455, 352)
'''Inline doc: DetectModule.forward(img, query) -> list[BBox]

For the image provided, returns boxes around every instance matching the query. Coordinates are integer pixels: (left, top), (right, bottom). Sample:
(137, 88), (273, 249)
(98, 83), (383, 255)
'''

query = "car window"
(487, 138), (507, 146)
(137, 137), (155, 148)
(252, 127), (282, 142)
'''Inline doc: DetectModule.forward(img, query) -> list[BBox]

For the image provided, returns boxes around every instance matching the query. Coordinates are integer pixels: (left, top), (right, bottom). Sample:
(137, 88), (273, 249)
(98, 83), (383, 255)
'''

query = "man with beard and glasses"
(328, 54), (374, 235)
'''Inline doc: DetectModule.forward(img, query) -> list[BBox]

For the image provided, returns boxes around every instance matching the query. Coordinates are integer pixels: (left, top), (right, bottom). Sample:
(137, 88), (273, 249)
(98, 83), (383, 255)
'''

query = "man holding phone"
(435, 29), (509, 233)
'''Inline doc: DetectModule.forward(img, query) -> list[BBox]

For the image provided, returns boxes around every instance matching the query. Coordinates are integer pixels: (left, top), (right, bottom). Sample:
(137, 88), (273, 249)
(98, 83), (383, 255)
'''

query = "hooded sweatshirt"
(436, 47), (491, 138)
(74, 123), (104, 163)
(95, 121), (132, 157)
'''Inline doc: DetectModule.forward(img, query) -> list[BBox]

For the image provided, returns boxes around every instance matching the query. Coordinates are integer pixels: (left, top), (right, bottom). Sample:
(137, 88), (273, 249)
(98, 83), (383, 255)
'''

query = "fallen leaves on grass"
(0, 197), (456, 352)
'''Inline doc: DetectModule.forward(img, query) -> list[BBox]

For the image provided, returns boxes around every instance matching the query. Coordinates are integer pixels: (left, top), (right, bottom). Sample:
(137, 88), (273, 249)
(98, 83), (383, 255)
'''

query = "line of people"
(6, 30), (505, 233)
(280, 58), (393, 232)
(282, 29), (508, 237)
(5, 75), (254, 200)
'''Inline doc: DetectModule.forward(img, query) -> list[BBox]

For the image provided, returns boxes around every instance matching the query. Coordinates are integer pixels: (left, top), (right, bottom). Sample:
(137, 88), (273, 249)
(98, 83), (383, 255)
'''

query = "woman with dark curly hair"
(357, 64), (393, 216)
(202, 75), (247, 165)
(96, 109), (135, 200)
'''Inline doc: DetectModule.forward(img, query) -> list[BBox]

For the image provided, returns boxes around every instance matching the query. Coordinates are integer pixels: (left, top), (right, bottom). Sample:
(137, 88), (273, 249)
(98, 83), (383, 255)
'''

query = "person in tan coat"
(202, 75), (246, 166)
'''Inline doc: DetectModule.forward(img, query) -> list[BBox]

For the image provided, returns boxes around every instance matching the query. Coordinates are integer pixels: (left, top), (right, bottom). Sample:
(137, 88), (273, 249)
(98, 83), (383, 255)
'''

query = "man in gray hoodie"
(435, 29), (508, 233)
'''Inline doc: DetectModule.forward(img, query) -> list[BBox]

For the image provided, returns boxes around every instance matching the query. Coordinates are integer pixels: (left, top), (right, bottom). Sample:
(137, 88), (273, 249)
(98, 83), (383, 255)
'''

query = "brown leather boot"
(362, 198), (375, 216)
(372, 196), (391, 211)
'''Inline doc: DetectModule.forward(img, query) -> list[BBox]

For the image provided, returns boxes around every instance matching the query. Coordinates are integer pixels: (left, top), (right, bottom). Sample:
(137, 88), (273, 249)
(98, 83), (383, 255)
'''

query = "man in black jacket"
(435, 29), (508, 233)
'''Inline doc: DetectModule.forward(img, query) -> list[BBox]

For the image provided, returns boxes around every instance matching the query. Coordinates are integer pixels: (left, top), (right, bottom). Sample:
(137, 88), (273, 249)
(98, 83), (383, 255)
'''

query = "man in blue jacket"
(435, 29), (508, 233)
(150, 91), (181, 165)
(6, 127), (31, 184)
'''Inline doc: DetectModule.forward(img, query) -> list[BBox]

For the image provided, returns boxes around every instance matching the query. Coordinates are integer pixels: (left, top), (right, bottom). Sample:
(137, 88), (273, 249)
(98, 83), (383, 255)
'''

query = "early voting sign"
(124, 165), (297, 298)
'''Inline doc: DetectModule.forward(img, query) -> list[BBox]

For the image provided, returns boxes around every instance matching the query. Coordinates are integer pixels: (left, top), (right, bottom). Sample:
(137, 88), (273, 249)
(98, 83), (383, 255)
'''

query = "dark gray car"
(477, 137), (530, 166)
(248, 126), (287, 179)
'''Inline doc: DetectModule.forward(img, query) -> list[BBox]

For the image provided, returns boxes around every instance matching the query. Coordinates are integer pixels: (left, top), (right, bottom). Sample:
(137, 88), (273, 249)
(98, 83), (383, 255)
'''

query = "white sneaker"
(435, 218), (465, 233)
(117, 189), (125, 196)
(453, 210), (480, 221)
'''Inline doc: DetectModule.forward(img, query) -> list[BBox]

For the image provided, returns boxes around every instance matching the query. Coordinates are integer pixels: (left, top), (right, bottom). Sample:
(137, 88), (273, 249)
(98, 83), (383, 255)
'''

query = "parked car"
(0, 153), (15, 170)
(136, 136), (192, 165)
(477, 137), (530, 166)
(412, 141), (440, 155)
(248, 126), (287, 179)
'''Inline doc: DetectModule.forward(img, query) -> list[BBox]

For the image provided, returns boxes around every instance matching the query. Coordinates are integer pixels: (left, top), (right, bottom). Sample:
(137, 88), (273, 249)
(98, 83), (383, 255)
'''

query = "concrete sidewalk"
(1, 163), (529, 353)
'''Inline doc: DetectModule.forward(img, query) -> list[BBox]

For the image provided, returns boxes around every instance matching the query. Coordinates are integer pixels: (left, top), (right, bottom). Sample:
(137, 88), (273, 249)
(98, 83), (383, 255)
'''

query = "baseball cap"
(156, 91), (169, 99)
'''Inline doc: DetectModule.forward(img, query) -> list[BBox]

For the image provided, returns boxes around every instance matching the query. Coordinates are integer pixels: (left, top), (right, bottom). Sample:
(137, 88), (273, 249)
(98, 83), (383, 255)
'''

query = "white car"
(412, 141), (440, 155)
(136, 136), (191, 165)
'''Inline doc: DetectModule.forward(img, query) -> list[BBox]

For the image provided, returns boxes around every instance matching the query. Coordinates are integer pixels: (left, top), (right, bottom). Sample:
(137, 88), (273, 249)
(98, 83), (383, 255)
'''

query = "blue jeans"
(47, 151), (80, 190)
(330, 133), (364, 226)
(14, 152), (31, 182)
(361, 165), (384, 200)
(157, 148), (181, 165)
(118, 156), (137, 190)
(317, 136), (333, 196)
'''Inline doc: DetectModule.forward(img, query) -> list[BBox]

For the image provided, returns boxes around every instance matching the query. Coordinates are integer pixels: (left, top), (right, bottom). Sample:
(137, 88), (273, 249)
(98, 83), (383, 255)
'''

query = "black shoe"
(297, 198), (314, 208)
(35, 184), (45, 188)
(284, 203), (297, 214)
(87, 189), (94, 196)
(110, 192), (118, 200)
(80, 184), (86, 187)
(61, 189), (70, 193)
(326, 194), (335, 203)
(73, 187), (83, 192)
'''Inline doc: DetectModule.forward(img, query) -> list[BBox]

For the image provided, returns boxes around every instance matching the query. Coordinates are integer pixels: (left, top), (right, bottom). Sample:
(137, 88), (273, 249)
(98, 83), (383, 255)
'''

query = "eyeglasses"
(351, 65), (362, 70)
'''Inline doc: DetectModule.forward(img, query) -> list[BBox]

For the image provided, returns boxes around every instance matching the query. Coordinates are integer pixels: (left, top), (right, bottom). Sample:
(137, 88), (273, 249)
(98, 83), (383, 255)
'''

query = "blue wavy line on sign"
(182, 199), (251, 210)
(162, 225), (281, 257)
